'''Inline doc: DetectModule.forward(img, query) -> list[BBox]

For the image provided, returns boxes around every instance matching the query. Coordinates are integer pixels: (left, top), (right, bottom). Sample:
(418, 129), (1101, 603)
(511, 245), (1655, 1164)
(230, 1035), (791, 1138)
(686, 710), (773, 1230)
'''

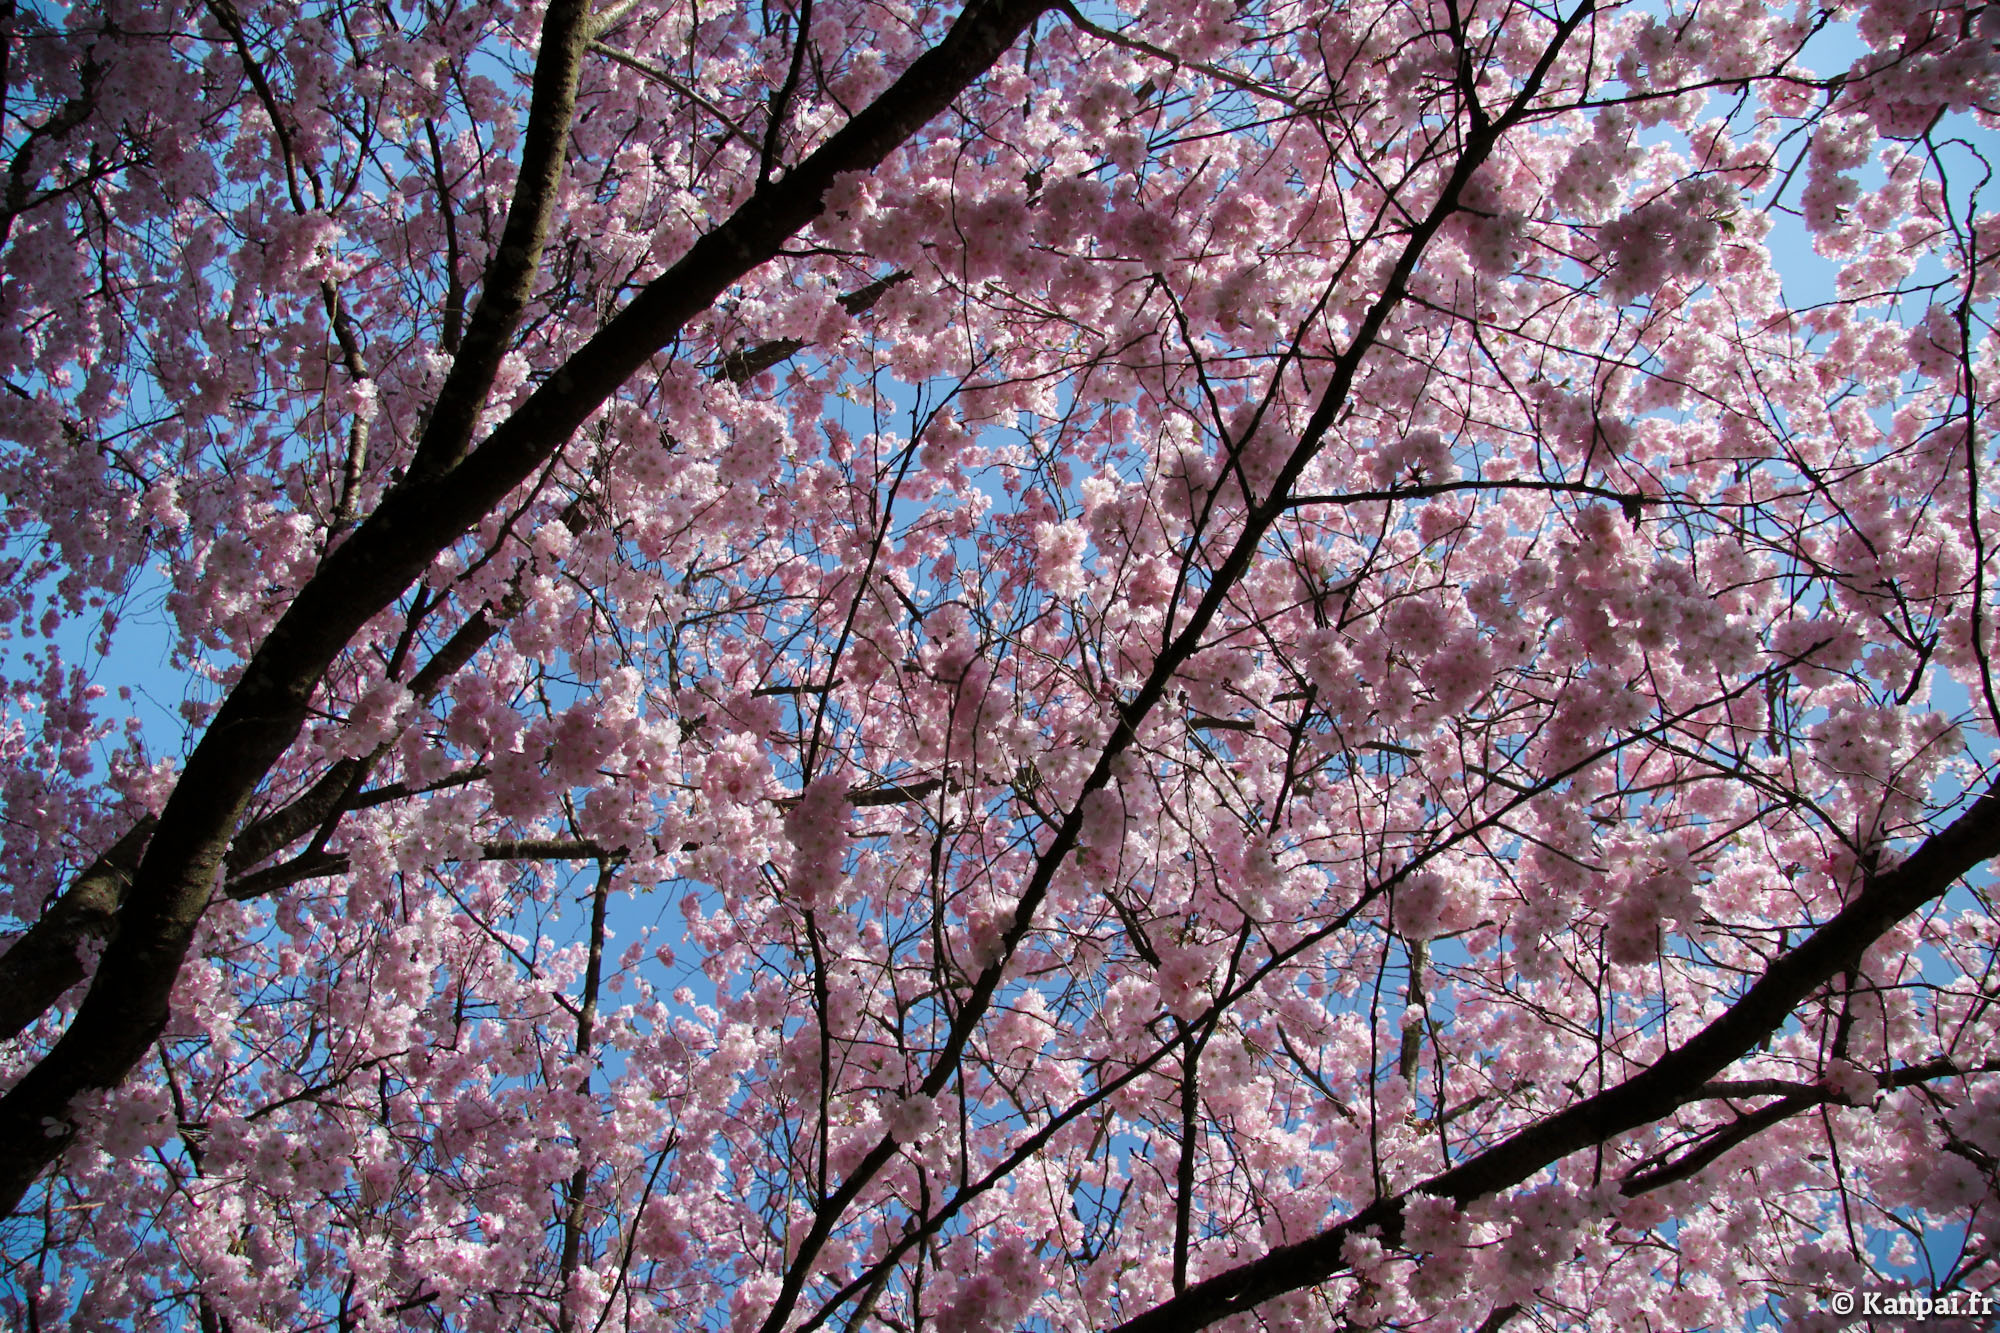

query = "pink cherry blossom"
(1, 0), (1997, 1328)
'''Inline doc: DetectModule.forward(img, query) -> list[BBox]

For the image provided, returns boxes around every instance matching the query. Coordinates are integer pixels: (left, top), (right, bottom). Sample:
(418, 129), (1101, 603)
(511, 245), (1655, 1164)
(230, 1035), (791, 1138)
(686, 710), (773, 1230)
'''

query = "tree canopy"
(1, 0), (1997, 1325)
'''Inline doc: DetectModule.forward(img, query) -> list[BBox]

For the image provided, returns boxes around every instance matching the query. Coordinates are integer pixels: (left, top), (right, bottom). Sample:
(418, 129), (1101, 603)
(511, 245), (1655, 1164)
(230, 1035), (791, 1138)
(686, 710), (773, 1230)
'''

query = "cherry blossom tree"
(1, 0), (1998, 1324)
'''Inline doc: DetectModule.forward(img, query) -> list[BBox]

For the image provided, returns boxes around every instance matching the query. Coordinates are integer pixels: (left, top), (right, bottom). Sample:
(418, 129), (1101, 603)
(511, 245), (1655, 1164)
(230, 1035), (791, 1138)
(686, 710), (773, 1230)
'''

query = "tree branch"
(0, 818), (154, 1042)
(1107, 780), (2000, 1332)
(403, 0), (596, 483)
(717, 271), (909, 383)
(222, 838), (620, 901)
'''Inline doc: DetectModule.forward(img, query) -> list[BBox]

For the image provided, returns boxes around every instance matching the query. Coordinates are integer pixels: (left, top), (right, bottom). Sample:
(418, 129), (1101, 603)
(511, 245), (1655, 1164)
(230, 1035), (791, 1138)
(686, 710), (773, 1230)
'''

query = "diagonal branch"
(0, 0), (1054, 1218)
(717, 271), (909, 382)
(0, 818), (154, 1042)
(1106, 779), (2000, 1332)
